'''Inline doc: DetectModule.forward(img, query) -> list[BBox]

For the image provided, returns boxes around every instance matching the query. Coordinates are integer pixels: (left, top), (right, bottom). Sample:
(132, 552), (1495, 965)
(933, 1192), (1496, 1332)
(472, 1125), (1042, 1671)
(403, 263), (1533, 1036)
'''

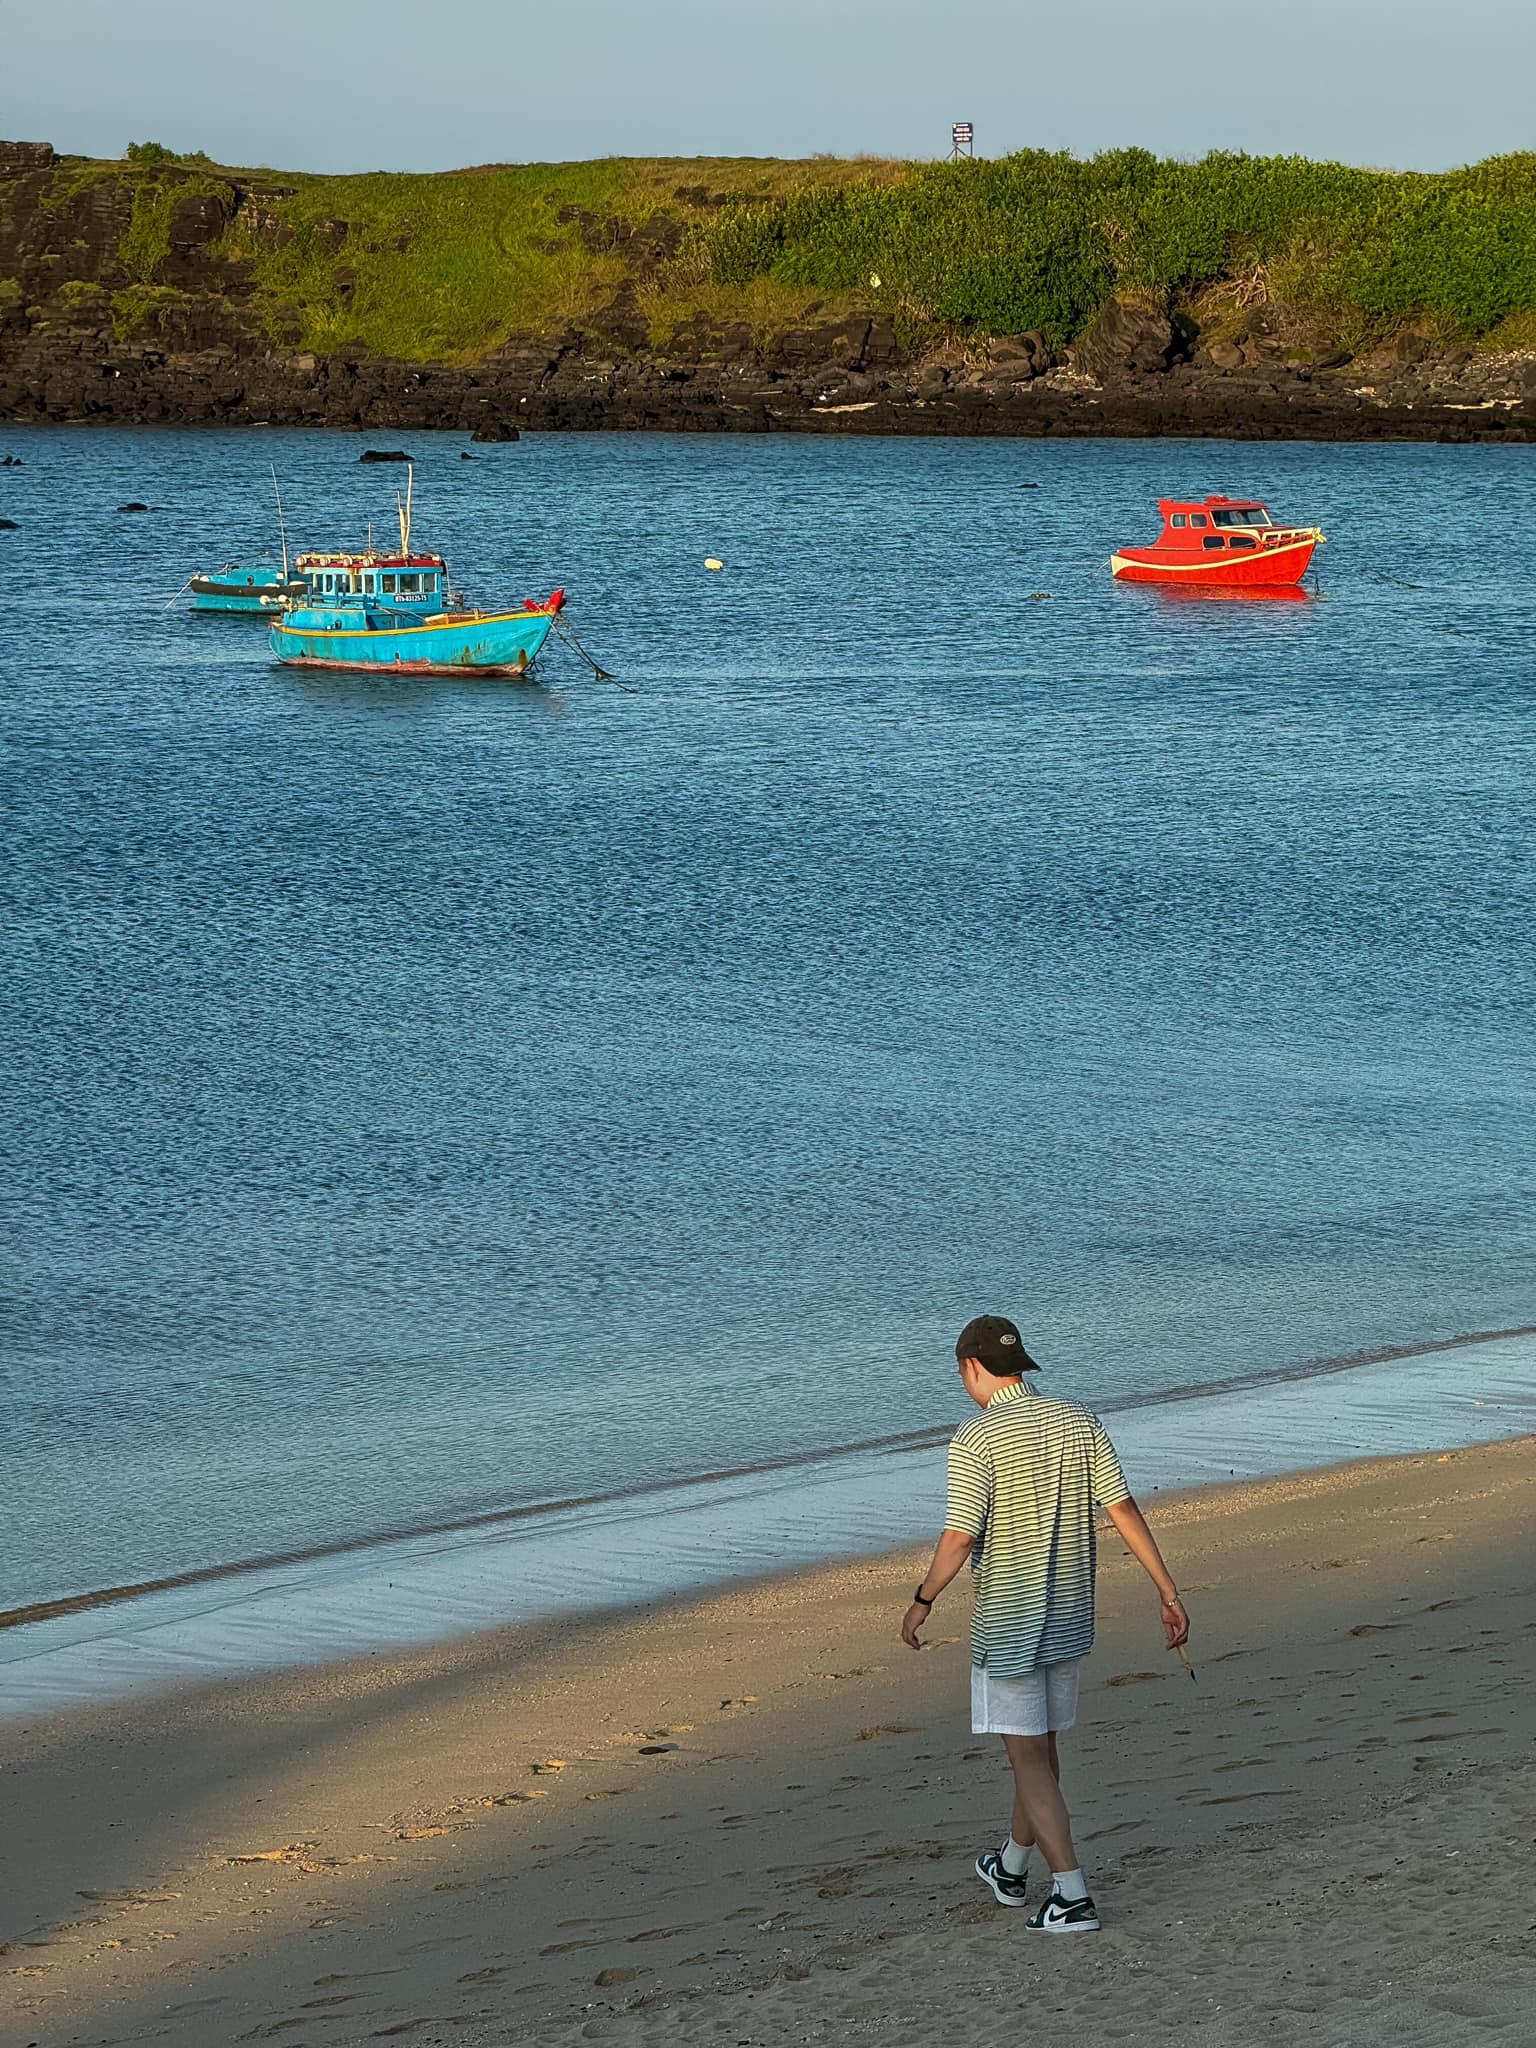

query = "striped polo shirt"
(945, 1380), (1131, 1677)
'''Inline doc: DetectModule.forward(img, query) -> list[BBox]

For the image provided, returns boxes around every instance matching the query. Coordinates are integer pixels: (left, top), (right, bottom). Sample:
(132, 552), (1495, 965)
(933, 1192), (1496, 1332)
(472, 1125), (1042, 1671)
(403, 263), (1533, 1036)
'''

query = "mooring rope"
(552, 615), (632, 691)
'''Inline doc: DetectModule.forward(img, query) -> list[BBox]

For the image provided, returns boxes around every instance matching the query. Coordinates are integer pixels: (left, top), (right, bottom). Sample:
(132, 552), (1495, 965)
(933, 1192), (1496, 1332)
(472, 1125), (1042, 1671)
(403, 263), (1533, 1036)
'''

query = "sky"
(1, 0), (1529, 174)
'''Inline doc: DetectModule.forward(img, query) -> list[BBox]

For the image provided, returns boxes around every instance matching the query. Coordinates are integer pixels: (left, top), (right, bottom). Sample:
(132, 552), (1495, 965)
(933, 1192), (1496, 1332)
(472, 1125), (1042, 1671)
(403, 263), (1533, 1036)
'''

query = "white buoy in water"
(704, 557), (725, 570)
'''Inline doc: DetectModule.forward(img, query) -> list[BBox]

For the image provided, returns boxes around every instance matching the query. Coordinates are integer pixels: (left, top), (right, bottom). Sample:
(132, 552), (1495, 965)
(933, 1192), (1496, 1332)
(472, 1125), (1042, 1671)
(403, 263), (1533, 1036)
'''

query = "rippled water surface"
(3, 425), (1534, 1612)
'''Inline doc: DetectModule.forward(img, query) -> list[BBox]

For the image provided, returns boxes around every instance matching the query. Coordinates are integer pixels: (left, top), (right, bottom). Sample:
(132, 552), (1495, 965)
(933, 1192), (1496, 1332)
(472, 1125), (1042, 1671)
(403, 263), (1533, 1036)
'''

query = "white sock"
(1051, 1866), (1089, 1902)
(1000, 1837), (1030, 1877)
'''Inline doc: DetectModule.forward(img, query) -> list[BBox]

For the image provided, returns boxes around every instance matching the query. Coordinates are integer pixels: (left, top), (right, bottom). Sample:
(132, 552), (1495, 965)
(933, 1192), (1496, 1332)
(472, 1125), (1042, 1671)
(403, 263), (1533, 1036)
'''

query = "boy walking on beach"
(902, 1315), (1188, 1931)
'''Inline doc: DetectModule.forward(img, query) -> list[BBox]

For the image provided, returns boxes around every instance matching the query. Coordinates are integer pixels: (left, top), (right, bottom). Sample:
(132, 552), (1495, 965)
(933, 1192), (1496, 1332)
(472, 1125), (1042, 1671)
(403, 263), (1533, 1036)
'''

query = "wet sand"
(2, 1436), (1533, 2048)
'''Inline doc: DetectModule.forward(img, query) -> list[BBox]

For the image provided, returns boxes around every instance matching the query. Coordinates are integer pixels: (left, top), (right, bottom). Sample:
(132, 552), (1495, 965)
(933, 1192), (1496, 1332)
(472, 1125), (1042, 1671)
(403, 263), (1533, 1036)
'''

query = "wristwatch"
(913, 1585), (933, 1606)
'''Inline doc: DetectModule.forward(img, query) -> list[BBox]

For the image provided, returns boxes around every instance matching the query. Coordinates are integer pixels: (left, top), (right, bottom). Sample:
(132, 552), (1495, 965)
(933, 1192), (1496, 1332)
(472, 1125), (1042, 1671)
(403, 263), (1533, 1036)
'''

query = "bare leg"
(1006, 1729), (1059, 1848)
(1001, 1732), (1077, 1873)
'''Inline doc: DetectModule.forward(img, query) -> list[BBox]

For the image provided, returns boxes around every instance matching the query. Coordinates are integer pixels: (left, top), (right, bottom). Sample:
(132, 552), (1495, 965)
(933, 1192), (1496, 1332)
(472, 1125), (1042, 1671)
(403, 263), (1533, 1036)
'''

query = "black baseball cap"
(955, 1314), (1040, 1376)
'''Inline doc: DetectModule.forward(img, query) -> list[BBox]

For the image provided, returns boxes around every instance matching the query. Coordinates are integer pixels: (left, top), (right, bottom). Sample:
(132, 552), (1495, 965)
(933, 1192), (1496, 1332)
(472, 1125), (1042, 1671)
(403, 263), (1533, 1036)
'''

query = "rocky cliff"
(3, 149), (1535, 443)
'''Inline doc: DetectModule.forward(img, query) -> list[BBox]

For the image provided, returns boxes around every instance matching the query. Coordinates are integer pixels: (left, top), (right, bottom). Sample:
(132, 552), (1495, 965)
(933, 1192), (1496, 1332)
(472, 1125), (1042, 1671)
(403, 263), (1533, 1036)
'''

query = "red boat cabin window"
(1228, 535), (1258, 550)
(1202, 535), (1225, 550)
(1190, 513), (1209, 527)
(1171, 513), (1188, 527)
(1211, 506), (1271, 528)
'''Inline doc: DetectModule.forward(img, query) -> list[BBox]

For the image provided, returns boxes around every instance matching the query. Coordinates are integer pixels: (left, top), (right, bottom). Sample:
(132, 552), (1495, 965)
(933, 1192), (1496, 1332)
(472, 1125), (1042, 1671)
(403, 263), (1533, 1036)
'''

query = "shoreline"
(4, 1326), (1533, 1719)
(3, 1435), (1532, 2047)
(9, 1317), (1534, 1641)
(5, 381), (1536, 444)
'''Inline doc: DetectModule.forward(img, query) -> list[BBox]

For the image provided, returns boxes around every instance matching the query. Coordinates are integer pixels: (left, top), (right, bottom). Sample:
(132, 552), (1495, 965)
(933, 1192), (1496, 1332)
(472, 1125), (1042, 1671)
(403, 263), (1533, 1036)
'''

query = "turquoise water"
(3, 426), (1535, 1620)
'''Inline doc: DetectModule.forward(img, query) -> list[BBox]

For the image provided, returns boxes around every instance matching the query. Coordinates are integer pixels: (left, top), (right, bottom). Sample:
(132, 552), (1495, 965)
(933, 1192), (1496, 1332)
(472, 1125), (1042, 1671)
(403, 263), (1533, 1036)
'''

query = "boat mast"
(271, 464), (290, 580)
(397, 461), (414, 556)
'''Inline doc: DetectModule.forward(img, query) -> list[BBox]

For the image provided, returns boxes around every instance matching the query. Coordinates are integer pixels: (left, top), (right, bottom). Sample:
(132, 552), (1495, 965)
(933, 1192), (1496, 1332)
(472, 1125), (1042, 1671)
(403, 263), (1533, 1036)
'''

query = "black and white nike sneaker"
(974, 1847), (1030, 1907)
(1026, 1888), (1100, 1932)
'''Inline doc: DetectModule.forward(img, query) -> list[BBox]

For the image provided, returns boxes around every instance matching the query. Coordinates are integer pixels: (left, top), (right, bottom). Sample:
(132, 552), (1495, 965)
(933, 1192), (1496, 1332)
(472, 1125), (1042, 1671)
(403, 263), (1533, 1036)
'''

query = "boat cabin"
(294, 551), (449, 608)
(1154, 497), (1287, 554)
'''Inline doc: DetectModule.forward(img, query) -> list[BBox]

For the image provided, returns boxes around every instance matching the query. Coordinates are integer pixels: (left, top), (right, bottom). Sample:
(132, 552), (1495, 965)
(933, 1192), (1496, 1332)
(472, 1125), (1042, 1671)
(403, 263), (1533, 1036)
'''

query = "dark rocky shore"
(4, 143), (1535, 444)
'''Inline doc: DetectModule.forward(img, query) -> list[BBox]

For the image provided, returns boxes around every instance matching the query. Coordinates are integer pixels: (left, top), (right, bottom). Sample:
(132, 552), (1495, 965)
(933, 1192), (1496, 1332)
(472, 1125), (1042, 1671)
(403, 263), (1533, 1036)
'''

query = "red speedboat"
(1111, 496), (1324, 586)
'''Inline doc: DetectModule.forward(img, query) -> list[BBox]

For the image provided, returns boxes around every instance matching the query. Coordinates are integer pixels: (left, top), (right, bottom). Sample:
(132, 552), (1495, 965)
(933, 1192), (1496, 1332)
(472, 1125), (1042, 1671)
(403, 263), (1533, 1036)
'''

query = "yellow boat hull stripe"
(272, 608), (550, 642)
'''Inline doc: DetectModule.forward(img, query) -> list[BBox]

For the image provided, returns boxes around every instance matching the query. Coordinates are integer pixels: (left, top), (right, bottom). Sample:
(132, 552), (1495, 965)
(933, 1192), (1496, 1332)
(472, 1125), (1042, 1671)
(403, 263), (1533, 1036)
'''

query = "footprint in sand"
(1200, 1789), (1296, 1805)
(1104, 1671), (1165, 1687)
(76, 1888), (183, 1905)
(857, 1725), (920, 1741)
(1349, 1623), (1405, 1637)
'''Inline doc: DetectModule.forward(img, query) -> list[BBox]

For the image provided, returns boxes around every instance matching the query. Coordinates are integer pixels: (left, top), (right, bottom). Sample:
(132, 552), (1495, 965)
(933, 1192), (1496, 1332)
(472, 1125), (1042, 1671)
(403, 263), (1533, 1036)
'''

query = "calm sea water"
(3, 425), (1534, 1616)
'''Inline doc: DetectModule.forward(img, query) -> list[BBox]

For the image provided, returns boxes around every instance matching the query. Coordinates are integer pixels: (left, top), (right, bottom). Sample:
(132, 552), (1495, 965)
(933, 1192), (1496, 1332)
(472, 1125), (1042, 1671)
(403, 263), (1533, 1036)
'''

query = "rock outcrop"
(1071, 297), (1180, 380)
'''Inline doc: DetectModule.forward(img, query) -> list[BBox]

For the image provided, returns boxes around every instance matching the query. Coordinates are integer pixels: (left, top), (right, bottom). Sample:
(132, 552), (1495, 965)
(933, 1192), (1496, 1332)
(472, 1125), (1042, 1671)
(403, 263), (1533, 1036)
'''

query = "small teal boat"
(191, 561), (307, 612)
(268, 466), (566, 677)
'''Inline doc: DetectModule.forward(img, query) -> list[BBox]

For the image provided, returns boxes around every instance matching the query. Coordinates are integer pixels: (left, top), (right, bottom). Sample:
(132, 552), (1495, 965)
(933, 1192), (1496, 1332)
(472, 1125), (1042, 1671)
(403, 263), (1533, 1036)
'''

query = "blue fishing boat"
(190, 561), (307, 612)
(268, 466), (566, 677)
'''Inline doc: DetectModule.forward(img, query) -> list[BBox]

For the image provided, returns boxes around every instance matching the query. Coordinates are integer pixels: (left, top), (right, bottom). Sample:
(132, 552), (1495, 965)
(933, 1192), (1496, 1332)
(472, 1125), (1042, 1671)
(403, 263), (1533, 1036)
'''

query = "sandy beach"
(2, 1436), (1533, 2048)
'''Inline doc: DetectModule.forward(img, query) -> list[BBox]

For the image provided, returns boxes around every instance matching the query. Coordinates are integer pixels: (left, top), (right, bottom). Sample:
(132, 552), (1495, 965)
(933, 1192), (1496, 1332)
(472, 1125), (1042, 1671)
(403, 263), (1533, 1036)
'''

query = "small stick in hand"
(1175, 1643), (1197, 1683)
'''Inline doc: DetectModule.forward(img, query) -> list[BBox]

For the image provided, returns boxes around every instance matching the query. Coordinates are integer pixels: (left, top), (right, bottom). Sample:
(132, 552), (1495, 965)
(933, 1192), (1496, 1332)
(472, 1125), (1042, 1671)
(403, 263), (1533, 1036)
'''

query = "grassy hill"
(13, 147), (1536, 367)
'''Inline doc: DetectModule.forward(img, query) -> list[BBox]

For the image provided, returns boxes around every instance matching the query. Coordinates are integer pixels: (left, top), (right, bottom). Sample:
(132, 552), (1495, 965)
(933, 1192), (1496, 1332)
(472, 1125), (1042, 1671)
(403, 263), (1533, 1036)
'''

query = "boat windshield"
(1211, 506), (1271, 527)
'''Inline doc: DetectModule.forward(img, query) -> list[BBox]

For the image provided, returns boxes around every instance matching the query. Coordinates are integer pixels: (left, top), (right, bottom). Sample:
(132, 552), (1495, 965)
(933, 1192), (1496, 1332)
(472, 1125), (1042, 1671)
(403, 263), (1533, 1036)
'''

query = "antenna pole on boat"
(271, 464), (290, 581)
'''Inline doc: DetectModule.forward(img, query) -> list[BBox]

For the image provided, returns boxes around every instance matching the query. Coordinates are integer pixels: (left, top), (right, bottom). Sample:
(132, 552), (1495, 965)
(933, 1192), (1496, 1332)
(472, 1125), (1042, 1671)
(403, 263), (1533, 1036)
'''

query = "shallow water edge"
(2, 1325), (1531, 1719)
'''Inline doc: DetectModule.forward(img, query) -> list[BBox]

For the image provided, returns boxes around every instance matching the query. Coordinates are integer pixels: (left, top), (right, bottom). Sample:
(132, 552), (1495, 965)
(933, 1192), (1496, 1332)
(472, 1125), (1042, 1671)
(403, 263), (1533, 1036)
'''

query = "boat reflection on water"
(1151, 582), (1314, 605)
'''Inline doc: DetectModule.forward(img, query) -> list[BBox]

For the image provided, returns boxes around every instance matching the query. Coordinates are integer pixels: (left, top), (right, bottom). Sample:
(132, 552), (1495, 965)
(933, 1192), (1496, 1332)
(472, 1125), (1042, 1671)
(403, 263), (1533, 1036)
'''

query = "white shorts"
(971, 1659), (1082, 1737)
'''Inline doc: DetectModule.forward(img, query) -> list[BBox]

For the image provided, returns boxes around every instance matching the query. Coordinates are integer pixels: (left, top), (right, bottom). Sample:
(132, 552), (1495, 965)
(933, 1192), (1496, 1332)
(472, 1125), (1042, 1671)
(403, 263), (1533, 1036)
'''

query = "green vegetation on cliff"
(16, 147), (1536, 363)
(707, 151), (1536, 351)
(219, 158), (888, 361)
